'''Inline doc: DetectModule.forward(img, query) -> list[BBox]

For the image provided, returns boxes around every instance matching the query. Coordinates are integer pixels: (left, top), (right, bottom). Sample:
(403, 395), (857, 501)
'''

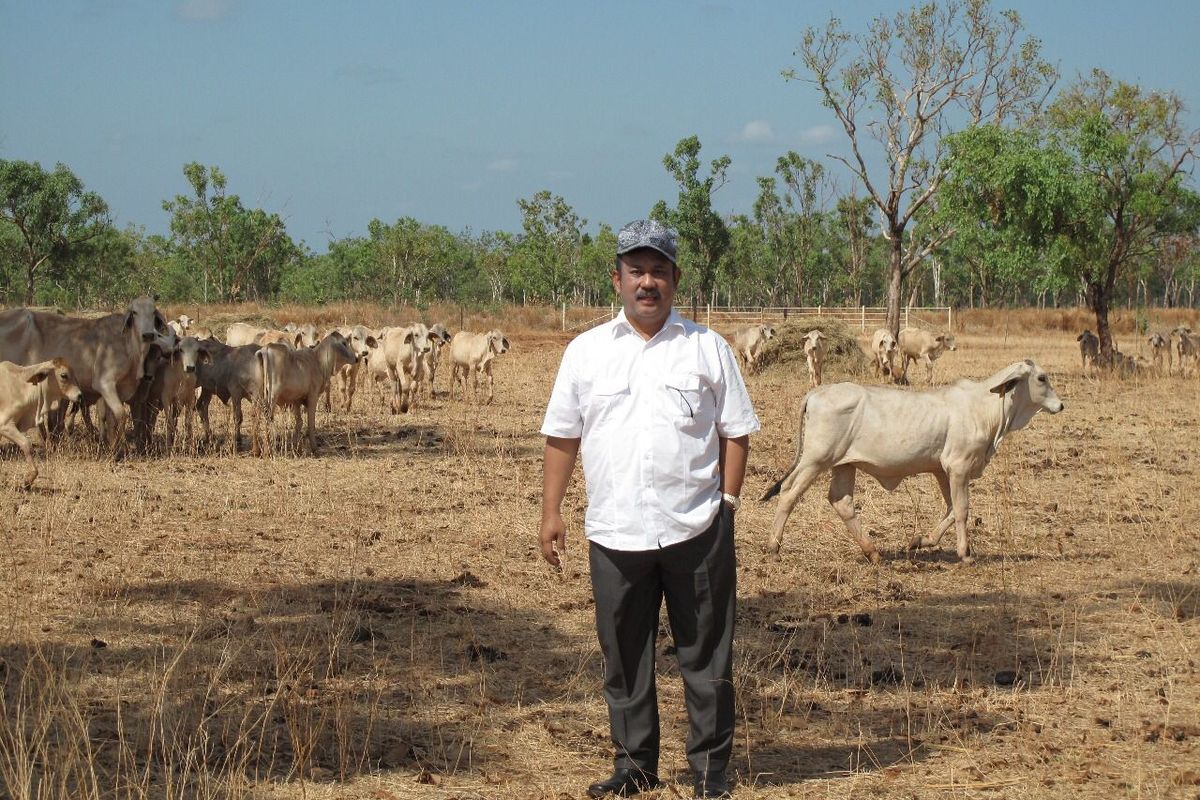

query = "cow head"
(407, 324), (433, 355)
(348, 325), (379, 360)
(429, 323), (453, 345)
(803, 330), (827, 353)
(762, 325), (777, 340)
(321, 331), (359, 366)
(987, 359), (1064, 422)
(938, 334), (957, 351)
(488, 330), (510, 355)
(124, 296), (168, 343)
(1149, 332), (1167, 349)
(28, 358), (84, 404)
(172, 336), (211, 374)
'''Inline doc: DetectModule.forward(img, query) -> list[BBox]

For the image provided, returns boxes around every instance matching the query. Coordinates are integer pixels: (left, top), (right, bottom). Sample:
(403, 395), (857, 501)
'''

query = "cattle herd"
(1, 300), (1196, 565)
(0, 297), (510, 487)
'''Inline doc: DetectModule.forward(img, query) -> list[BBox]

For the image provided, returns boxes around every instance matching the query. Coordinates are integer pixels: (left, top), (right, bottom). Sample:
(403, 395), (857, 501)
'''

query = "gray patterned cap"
(617, 219), (677, 264)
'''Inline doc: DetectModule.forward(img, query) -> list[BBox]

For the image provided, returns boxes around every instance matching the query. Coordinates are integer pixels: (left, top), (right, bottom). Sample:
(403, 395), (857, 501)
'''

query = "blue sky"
(2, 0), (1197, 253)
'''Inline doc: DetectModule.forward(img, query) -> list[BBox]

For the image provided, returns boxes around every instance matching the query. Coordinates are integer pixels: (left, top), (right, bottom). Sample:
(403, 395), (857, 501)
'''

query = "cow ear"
(404, 331), (415, 343)
(26, 366), (53, 385)
(293, 333), (305, 349)
(198, 349), (212, 364)
(124, 311), (134, 331)
(366, 336), (378, 348)
(987, 362), (1032, 395)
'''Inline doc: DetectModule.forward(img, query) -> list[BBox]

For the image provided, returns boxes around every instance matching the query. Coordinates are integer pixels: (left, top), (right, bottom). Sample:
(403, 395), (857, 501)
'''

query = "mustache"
(635, 290), (660, 299)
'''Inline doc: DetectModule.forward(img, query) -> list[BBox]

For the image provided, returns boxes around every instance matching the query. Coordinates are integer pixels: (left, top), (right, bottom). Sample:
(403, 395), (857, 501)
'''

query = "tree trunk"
(1089, 280), (1114, 366)
(25, 261), (35, 306)
(886, 232), (904, 337)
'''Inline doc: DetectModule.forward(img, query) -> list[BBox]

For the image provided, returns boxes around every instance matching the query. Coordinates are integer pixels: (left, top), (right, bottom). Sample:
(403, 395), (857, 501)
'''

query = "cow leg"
(96, 383), (127, 456)
(291, 402), (304, 451)
(0, 424), (38, 489)
(828, 464), (879, 563)
(909, 471), (955, 552)
(164, 400), (178, 454)
(183, 401), (195, 453)
(484, 363), (494, 404)
(924, 355), (934, 384)
(949, 472), (973, 563)
(766, 463), (824, 556)
(305, 398), (318, 455)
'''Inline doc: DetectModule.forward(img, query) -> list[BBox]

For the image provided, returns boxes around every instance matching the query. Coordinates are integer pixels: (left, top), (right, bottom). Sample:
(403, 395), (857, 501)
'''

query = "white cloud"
(799, 124), (837, 145)
(487, 158), (518, 173)
(735, 120), (776, 144)
(175, 0), (234, 21)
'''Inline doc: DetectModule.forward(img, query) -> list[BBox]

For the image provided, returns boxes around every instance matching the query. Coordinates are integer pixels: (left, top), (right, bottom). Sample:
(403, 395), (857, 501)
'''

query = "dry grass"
(1, 308), (1198, 799)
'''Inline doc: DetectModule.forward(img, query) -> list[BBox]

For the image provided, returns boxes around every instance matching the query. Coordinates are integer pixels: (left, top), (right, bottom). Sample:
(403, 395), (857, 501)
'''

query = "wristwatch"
(721, 492), (741, 512)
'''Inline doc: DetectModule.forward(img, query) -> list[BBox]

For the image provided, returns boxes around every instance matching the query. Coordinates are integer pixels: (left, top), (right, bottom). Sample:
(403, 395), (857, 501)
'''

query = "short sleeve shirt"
(540, 309), (760, 551)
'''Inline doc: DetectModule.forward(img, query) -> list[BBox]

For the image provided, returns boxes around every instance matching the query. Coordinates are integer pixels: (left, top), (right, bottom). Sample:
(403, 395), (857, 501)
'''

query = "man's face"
(612, 248), (679, 331)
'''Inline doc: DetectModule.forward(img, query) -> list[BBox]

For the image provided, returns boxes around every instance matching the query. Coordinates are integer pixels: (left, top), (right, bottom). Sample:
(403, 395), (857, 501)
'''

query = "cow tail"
(256, 348), (271, 410)
(760, 391), (810, 502)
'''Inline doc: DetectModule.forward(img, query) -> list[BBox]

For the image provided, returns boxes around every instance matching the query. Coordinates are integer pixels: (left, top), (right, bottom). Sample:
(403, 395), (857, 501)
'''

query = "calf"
(0, 359), (83, 488)
(898, 329), (957, 384)
(325, 325), (380, 412)
(1147, 332), (1171, 375)
(1077, 330), (1100, 374)
(256, 332), (357, 455)
(731, 324), (776, 374)
(159, 336), (210, 452)
(762, 360), (1063, 563)
(1174, 326), (1198, 376)
(195, 340), (265, 453)
(869, 328), (899, 381)
(450, 330), (510, 403)
(803, 329), (828, 388)
(420, 323), (453, 397)
(381, 324), (432, 413)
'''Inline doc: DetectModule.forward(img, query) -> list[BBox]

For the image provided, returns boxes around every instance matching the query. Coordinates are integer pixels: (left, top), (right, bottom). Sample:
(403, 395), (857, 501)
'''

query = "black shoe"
(586, 767), (663, 798)
(692, 770), (731, 799)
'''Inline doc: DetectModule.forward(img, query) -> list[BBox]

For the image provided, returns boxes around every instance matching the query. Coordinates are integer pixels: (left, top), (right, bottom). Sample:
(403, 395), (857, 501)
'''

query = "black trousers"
(588, 506), (736, 775)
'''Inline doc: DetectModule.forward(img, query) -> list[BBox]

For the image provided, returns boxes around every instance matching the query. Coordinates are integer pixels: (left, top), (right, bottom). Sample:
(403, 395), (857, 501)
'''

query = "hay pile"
(754, 316), (870, 377)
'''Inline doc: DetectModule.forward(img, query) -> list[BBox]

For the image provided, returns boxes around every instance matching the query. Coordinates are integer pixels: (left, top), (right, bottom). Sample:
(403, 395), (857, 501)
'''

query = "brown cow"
(0, 296), (169, 449)
(256, 332), (357, 454)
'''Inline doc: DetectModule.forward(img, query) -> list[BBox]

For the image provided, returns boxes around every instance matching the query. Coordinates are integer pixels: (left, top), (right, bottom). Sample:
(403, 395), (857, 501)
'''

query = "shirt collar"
(612, 307), (686, 340)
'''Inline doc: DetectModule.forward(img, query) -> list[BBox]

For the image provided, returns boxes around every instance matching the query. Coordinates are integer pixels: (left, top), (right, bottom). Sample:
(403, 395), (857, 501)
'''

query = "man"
(539, 220), (759, 799)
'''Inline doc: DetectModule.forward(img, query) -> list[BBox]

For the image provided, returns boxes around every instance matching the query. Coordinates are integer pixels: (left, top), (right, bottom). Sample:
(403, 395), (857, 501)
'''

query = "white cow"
(870, 329), (899, 381)
(450, 330), (509, 403)
(731, 324), (776, 374)
(0, 359), (83, 488)
(803, 329), (827, 388)
(1147, 332), (1171, 375)
(762, 360), (1063, 563)
(898, 329), (957, 384)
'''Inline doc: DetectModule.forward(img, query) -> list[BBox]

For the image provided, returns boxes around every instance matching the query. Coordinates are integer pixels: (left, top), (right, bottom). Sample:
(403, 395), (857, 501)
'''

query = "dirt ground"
(1, 319), (1197, 799)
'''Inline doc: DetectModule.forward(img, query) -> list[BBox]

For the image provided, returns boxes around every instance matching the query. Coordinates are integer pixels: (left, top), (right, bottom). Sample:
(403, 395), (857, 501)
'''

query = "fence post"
(562, 302), (566, 331)
(860, 305), (865, 331)
(948, 306), (953, 331)
(610, 302), (615, 319)
(818, 305), (822, 317)
(706, 303), (711, 328)
(905, 305), (910, 329)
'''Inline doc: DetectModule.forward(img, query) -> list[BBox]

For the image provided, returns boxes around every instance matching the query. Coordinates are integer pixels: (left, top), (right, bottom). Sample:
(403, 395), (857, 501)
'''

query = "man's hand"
(540, 511), (567, 567)
(540, 436), (580, 569)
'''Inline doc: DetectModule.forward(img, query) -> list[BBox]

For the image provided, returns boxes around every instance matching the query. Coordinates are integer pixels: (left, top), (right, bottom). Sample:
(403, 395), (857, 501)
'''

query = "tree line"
(2, 1), (1197, 357)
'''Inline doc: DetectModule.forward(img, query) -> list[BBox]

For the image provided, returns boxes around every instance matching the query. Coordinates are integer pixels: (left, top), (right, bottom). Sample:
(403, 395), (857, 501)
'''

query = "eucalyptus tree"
(513, 190), (585, 304)
(790, 0), (1057, 335)
(651, 135), (731, 308)
(163, 163), (297, 303)
(1043, 71), (1199, 360)
(0, 159), (111, 305)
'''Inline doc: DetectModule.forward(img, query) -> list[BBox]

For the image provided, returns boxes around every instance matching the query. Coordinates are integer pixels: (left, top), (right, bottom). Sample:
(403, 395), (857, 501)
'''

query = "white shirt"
(540, 309), (760, 551)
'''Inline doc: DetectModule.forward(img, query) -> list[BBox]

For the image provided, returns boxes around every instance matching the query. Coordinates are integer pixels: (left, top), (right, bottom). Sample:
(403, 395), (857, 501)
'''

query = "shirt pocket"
(585, 375), (630, 429)
(662, 372), (707, 429)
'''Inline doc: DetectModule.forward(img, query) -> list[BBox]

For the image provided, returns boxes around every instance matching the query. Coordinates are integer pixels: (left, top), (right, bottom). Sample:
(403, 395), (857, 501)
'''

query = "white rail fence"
(562, 304), (953, 334)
